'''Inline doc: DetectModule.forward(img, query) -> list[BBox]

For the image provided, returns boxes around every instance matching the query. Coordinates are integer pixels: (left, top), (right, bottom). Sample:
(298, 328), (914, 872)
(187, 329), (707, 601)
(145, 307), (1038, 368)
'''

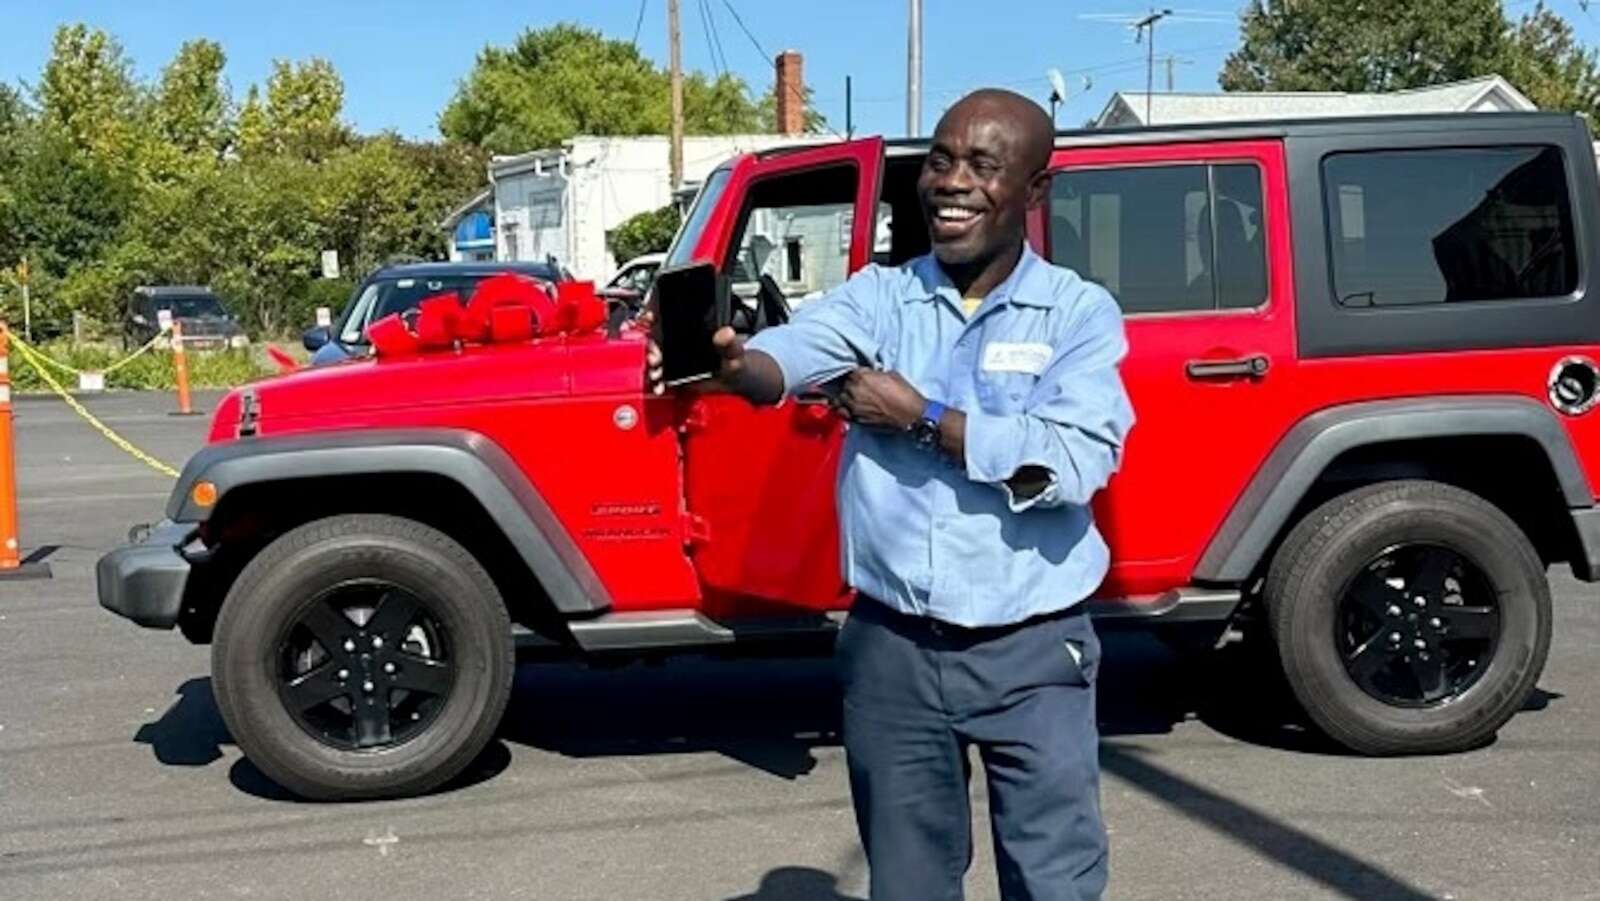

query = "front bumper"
(96, 520), (198, 629)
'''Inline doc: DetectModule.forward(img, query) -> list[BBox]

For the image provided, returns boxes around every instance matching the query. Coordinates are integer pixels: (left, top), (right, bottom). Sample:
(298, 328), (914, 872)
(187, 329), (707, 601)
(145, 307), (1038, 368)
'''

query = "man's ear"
(1025, 169), (1050, 210)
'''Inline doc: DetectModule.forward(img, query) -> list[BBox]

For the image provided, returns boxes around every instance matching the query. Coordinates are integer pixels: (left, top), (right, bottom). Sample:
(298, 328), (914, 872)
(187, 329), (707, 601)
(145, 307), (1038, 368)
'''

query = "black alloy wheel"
(1335, 543), (1500, 708)
(277, 581), (455, 751)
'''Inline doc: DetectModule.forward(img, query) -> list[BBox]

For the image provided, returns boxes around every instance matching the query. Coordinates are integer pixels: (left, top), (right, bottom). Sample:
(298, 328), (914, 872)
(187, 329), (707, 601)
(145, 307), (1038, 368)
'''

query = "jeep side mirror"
(302, 325), (331, 352)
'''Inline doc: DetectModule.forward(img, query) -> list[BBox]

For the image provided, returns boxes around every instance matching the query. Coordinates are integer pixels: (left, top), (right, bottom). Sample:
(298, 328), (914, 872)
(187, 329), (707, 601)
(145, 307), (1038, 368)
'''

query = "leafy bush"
(607, 204), (681, 265)
(8, 339), (276, 392)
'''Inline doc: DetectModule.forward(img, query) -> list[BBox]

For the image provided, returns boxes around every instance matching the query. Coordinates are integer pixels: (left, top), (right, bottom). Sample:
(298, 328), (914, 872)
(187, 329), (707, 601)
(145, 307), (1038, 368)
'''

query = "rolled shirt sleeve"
(745, 266), (884, 395)
(964, 290), (1134, 511)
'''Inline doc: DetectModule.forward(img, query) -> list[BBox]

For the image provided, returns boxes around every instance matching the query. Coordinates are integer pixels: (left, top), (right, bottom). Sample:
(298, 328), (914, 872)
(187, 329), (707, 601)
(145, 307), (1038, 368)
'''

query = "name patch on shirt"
(981, 342), (1053, 375)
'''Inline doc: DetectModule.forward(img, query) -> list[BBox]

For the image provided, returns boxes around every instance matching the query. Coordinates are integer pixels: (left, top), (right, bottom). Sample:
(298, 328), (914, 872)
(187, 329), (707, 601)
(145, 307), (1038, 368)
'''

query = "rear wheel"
(1265, 480), (1551, 755)
(212, 514), (513, 800)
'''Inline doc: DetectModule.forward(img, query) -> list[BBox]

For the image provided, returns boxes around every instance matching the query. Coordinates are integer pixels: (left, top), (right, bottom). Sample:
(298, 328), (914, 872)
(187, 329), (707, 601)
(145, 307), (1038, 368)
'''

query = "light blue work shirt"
(747, 245), (1134, 628)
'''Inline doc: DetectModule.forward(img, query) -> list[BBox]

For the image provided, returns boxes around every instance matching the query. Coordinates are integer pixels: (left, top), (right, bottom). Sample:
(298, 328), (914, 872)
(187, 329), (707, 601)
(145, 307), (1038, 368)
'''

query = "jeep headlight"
(230, 335), (249, 349)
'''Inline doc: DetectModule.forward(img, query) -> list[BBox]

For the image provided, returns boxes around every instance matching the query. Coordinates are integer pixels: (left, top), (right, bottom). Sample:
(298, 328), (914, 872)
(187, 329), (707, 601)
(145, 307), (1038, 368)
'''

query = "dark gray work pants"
(837, 597), (1108, 901)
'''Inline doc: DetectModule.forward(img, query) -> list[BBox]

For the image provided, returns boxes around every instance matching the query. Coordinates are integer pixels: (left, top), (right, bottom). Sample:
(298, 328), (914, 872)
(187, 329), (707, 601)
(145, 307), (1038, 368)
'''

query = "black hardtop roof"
(752, 111), (1589, 161)
(367, 260), (565, 281)
(134, 285), (218, 297)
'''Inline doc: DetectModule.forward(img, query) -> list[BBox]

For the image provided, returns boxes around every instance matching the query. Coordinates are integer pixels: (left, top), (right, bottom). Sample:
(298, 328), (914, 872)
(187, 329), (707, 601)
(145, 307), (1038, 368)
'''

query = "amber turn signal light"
(191, 481), (218, 508)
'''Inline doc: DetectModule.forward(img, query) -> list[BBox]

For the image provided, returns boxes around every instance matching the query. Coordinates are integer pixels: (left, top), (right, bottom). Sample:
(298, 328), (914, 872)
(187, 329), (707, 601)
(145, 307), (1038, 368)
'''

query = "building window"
(785, 237), (804, 282)
(1323, 146), (1577, 307)
(1048, 163), (1267, 315)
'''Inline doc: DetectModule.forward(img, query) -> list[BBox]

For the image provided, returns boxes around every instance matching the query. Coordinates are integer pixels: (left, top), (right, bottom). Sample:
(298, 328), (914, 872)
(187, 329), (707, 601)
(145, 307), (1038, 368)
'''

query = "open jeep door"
(673, 138), (885, 619)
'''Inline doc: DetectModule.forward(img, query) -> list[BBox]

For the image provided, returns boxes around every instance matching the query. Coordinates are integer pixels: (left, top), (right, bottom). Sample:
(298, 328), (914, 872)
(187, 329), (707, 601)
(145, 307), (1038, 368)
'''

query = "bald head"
(941, 89), (1055, 174)
(917, 88), (1054, 277)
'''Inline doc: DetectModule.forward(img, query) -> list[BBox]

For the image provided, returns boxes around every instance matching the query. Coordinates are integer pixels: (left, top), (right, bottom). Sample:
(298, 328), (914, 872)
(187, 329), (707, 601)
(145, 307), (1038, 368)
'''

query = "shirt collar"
(908, 244), (1055, 309)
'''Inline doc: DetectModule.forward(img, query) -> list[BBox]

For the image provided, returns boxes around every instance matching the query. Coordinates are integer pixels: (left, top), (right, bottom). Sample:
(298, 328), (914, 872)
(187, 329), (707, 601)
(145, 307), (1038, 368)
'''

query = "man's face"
(917, 105), (1037, 267)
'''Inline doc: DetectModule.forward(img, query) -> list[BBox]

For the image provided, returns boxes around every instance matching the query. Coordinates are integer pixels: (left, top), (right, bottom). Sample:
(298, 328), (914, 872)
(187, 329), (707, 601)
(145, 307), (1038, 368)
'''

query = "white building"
(488, 133), (821, 280)
(1094, 75), (1538, 128)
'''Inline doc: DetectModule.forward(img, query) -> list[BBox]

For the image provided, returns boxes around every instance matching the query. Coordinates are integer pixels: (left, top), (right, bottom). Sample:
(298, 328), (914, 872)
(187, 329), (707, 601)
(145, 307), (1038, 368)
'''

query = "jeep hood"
(207, 332), (647, 442)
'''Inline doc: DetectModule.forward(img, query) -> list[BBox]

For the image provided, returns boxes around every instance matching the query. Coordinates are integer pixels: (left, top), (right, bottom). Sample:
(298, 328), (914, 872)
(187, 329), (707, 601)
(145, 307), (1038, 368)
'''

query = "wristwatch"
(912, 399), (947, 452)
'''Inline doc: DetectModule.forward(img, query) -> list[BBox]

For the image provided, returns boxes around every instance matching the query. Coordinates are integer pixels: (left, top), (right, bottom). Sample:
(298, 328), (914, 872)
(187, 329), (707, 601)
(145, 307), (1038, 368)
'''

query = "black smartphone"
(652, 261), (731, 386)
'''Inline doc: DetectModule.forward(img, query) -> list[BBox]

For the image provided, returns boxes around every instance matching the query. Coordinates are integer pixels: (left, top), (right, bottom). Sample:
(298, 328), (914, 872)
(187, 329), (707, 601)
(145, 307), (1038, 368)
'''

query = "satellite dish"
(1047, 68), (1068, 103)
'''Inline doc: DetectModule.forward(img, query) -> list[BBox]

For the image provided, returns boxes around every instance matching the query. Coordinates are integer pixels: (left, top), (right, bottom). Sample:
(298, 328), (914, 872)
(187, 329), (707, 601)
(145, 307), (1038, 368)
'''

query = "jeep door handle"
(1185, 355), (1270, 380)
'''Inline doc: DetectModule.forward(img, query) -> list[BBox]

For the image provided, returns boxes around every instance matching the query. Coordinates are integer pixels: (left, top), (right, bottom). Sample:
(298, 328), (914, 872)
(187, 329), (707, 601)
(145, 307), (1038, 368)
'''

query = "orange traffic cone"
(0, 324), (54, 580)
(169, 320), (202, 417)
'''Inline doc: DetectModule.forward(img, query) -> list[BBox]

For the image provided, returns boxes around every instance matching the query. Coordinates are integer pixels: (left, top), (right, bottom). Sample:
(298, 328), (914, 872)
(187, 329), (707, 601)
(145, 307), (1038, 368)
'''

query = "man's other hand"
(840, 369), (925, 430)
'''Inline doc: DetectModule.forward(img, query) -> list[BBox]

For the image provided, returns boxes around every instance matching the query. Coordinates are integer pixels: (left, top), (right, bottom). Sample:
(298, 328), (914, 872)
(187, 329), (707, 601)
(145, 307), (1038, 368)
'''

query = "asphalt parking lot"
(0, 390), (1595, 900)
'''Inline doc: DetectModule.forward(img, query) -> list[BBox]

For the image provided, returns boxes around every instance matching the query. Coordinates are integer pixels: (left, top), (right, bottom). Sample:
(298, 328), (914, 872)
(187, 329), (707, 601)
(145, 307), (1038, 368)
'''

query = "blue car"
(303, 261), (571, 365)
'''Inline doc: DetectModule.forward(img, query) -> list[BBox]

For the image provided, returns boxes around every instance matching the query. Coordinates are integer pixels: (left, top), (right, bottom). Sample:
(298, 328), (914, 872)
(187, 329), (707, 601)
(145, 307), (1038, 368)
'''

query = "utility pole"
(668, 0), (684, 190)
(846, 75), (854, 138)
(1134, 8), (1173, 125)
(1166, 55), (1175, 92)
(906, 0), (923, 137)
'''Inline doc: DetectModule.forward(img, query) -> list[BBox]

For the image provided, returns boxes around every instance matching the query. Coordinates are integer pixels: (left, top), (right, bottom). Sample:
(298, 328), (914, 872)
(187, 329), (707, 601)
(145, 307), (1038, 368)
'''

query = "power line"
(631, 0), (650, 49)
(701, 0), (732, 79)
(696, 0), (726, 78)
(718, 0), (771, 60)
(716, 0), (843, 139)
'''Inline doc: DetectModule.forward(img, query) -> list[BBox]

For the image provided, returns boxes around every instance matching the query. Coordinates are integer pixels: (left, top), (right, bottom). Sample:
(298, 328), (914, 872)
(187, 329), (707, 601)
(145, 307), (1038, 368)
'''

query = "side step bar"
(560, 588), (1243, 653)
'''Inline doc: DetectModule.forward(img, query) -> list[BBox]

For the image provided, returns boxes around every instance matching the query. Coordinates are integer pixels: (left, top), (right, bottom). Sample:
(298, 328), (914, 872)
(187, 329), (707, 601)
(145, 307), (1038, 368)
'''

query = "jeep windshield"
(337, 270), (557, 345)
(663, 166), (732, 268)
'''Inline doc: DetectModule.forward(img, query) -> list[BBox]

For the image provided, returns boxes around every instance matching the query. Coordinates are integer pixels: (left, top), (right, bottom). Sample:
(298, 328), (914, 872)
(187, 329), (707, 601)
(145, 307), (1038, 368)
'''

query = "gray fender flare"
(1194, 396), (1594, 583)
(168, 429), (610, 614)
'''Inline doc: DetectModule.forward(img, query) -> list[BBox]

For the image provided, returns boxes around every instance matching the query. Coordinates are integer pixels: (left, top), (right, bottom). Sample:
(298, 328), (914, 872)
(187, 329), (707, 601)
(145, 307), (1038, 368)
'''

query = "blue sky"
(0, 1), (1596, 142)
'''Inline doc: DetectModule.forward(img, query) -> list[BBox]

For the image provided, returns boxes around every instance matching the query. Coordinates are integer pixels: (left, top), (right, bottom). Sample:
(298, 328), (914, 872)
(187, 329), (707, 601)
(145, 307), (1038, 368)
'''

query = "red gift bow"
(366, 274), (608, 358)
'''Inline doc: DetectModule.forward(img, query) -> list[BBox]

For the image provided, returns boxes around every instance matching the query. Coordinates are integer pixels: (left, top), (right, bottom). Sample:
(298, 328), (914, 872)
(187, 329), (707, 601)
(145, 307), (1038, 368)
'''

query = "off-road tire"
(1265, 480), (1551, 755)
(212, 514), (514, 800)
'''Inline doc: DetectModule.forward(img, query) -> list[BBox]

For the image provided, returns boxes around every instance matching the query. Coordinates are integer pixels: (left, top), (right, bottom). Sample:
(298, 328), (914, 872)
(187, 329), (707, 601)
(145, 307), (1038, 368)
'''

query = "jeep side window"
(1047, 163), (1268, 315)
(1323, 146), (1578, 307)
(724, 163), (858, 312)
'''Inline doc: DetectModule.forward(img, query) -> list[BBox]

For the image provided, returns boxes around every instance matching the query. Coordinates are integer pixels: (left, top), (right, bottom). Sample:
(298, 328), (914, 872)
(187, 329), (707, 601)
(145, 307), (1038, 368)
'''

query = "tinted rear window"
(1323, 146), (1578, 307)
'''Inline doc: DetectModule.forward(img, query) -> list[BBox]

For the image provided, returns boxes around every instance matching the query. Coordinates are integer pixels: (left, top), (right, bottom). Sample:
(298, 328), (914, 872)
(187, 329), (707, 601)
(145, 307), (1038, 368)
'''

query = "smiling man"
(648, 89), (1132, 900)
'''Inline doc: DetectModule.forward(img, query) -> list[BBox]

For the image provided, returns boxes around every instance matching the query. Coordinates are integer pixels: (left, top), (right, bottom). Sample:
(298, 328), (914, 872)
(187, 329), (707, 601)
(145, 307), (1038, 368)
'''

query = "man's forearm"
(937, 409), (1054, 502)
(726, 349), (787, 405)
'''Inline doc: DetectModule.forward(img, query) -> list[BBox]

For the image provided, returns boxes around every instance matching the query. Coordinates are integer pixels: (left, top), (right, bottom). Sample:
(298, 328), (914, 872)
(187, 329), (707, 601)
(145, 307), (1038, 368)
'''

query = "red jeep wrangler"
(99, 112), (1600, 800)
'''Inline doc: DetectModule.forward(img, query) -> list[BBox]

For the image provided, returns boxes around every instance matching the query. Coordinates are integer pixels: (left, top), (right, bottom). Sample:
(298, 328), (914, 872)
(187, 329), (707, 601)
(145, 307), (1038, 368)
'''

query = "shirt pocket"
(974, 370), (1039, 415)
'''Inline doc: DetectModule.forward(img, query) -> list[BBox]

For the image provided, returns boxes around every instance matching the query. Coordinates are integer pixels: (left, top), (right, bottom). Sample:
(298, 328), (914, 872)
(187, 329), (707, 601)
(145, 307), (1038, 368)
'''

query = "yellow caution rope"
(7, 336), (181, 479)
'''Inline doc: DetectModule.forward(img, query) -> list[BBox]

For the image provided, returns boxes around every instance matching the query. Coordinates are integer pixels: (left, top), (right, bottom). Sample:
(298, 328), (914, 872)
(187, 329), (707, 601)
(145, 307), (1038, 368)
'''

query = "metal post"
(846, 75), (854, 139)
(906, 0), (922, 137)
(19, 258), (30, 343)
(668, 0), (684, 190)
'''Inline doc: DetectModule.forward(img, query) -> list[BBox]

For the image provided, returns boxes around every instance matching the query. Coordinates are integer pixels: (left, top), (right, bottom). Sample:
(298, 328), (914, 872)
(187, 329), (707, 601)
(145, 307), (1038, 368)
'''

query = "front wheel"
(212, 514), (514, 800)
(1265, 480), (1551, 755)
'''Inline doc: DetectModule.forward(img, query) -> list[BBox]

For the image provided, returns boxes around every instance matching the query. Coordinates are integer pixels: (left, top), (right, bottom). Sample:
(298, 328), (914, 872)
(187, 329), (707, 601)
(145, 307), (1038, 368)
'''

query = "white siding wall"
(492, 134), (819, 281)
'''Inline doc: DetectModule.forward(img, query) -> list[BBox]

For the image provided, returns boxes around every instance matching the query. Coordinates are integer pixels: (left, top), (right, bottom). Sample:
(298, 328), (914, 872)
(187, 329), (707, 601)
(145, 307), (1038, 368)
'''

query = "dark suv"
(126, 286), (247, 351)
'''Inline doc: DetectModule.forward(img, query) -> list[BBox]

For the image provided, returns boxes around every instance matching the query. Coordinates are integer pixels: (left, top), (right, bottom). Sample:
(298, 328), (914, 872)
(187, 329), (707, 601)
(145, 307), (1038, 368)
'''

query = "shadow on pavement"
(1100, 744), (1436, 900)
(722, 866), (865, 901)
(125, 634), (1567, 899)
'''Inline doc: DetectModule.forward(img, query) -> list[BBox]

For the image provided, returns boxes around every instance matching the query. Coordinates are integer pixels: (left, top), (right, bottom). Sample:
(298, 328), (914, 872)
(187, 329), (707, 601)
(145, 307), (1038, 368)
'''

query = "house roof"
(437, 187), (493, 231)
(1096, 75), (1537, 128)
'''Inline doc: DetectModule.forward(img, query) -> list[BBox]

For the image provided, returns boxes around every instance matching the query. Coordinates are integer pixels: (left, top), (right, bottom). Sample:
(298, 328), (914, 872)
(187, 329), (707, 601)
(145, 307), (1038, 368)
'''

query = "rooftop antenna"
(1080, 8), (1232, 125)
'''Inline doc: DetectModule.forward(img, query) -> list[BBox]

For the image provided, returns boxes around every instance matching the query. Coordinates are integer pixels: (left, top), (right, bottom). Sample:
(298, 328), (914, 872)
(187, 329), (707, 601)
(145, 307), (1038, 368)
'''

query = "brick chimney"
(774, 50), (805, 136)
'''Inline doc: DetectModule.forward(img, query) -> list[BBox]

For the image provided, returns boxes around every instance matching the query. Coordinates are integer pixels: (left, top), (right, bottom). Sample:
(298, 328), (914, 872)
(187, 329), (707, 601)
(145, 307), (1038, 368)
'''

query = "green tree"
(154, 39), (232, 159)
(1498, 2), (1600, 120)
(1221, 0), (1506, 93)
(34, 24), (144, 160)
(249, 58), (349, 161)
(607, 204), (681, 263)
(439, 23), (768, 153)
